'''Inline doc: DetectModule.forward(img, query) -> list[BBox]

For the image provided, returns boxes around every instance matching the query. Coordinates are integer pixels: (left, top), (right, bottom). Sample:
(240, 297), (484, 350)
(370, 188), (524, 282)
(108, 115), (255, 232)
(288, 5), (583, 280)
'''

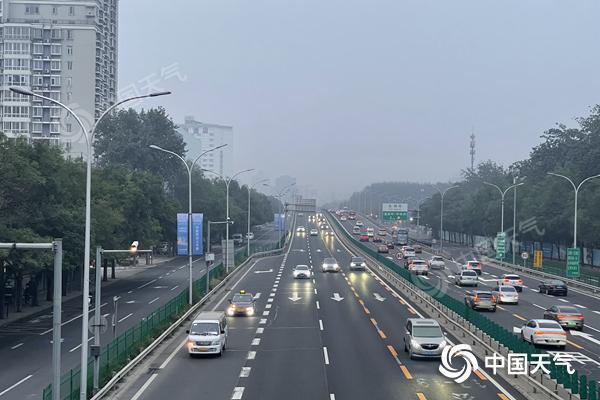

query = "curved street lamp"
(10, 86), (171, 400)
(483, 181), (525, 232)
(149, 144), (227, 306)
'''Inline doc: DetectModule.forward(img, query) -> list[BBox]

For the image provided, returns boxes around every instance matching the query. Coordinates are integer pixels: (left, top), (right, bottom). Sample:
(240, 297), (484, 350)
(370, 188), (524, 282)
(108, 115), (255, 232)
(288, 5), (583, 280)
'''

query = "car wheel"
(408, 346), (415, 360)
(521, 331), (527, 342)
(404, 340), (408, 352)
(492, 307), (497, 312)
(558, 345), (566, 350)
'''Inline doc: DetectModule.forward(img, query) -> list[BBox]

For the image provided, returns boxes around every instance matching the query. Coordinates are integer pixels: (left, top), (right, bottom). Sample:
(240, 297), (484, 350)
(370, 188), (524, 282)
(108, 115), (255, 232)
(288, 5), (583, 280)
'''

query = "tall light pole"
(510, 175), (527, 265)
(247, 179), (270, 256)
(149, 144), (227, 305)
(10, 86), (171, 400)
(434, 185), (459, 251)
(483, 181), (524, 232)
(547, 172), (600, 248)
(275, 183), (296, 240)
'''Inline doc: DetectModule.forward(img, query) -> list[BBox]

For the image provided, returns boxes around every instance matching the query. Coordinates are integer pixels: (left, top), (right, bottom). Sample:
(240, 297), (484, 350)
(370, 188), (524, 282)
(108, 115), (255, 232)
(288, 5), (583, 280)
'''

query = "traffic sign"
(533, 250), (543, 268)
(566, 248), (580, 278)
(382, 203), (408, 221)
(495, 232), (506, 260)
(521, 252), (529, 260)
(89, 314), (108, 335)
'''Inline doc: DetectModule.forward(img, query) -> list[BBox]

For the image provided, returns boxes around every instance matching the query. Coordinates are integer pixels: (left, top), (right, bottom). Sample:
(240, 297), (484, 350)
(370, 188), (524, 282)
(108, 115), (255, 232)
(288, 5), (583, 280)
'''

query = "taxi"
(227, 290), (256, 316)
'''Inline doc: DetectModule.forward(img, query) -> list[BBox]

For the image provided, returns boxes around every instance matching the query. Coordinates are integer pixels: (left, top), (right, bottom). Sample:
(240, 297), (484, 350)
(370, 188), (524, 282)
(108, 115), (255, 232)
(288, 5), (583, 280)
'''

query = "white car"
(245, 232), (254, 240)
(356, 220), (364, 226)
(402, 247), (416, 258)
(322, 257), (340, 272)
(492, 285), (519, 304)
(366, 227), (374, 238)
(462, 260), (482, 275)
(349, 256), (367, 271)
(499, 274), (524, 292)
(309, 228), (319, 236)
(293, 264), (313, 279)
(186, 311), (228, 356)
(428, 256), (445, 270)
(352, 226), (361, 234)
(520, 319), (567, 349)
(340, 216), (347, 221)
(408, 259), (429, 275)
(296, 226), (306, 233)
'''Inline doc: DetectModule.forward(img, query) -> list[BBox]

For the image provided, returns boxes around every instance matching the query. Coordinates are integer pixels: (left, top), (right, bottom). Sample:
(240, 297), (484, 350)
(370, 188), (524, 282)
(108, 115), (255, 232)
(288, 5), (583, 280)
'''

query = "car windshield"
(462, 271), (477, 276)
(500, 286), (516, 292)
(504, 275), (520, 279)
(351, 257), (364, 263)
(412, 326), (443, 338)
(557, 306), (579, 313)
(324, 258), (336, 264)
(295, 265), (309, 271)
(475, 292), (492, 298)
(539, 322), (562, 329)
(190, 322), (220, 336)
(548, 280), (565, 285)
(232, 294), (253, 303)
(433, 257), (443, 261)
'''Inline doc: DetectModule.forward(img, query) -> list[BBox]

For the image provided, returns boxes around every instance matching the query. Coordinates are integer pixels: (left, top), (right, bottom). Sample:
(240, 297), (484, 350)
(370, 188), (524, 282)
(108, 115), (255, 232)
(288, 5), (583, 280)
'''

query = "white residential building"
(0, 0), (118, 158)
(177, 115), (233, 178)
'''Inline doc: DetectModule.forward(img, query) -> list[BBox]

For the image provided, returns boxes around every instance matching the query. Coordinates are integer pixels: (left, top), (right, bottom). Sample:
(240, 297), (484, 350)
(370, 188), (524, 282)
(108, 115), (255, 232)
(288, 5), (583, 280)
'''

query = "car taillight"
(473, 296), (480, 302)
(491, 295), (497, 303)
(517, 280), (523, 284)
(534, 331), (566, 336)
(558, 314), (583, 319)
(503, 279), (510, 283)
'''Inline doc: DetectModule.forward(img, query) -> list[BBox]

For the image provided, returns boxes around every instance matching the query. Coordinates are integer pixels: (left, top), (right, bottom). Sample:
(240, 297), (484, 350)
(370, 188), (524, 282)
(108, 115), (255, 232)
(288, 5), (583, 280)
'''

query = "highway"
(0, 227), (279, 400)
(337, 214), (600, 382)
(113, 214), (524, 400)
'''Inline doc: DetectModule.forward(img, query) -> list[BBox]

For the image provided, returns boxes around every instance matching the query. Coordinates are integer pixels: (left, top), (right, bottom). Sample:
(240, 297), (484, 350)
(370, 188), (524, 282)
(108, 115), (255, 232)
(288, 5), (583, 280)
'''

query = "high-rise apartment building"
(177, 116), (233, 178)
(0, 0), (118, 158)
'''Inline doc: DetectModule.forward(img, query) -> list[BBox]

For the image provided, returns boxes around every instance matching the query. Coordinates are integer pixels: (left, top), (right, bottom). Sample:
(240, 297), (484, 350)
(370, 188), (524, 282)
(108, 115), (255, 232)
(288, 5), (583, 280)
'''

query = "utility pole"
(470, 131), (476, 171)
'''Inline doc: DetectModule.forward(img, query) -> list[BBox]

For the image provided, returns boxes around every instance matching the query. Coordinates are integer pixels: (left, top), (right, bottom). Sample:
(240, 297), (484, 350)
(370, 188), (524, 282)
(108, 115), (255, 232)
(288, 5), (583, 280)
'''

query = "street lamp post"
(509, 175), (527, 265)
(207, 220), (233, 294)
(275, 183), (296, 242)
(149, 144), (227, 305)
(434, 185), (459, 251)
(247, 179), (269, 256)
(483, 181), (524, 232)
(10, 86), (171, 400)
(547, 172), (600, 248)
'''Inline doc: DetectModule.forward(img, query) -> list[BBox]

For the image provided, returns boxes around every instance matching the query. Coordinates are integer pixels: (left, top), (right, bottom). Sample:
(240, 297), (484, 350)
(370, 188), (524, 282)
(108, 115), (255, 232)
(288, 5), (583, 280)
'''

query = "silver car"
(404, 319), (448, 359)
(349, 256), (366, 271)
(322, 257), (340, 272)
(455, 270), (478, 287)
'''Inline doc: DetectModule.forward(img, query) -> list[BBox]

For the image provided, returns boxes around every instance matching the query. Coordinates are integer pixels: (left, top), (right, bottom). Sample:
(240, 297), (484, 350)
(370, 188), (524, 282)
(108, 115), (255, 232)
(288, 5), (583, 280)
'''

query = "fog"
(119, 0), (600, 202)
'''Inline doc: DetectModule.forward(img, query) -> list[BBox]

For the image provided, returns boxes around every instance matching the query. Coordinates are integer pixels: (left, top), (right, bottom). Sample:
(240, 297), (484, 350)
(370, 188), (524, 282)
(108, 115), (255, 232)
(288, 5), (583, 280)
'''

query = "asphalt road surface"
(0, 227), (279, 400)
(113, 215), (524, 400)
(338, 214), (600, 383)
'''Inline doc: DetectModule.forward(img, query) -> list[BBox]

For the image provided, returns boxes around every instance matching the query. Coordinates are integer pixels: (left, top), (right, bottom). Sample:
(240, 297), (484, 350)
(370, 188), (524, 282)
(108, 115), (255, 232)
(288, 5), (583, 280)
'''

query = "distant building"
(177, 116), (233, 177)
(0, 0), (118, 159)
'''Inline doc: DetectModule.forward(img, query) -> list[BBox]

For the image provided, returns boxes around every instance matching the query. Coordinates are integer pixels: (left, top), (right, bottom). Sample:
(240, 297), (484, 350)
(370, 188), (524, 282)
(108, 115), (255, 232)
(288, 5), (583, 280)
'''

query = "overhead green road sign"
(496, 232), (506, 260)
(382, 203), (408, 221)
(566, 248), (580, 278)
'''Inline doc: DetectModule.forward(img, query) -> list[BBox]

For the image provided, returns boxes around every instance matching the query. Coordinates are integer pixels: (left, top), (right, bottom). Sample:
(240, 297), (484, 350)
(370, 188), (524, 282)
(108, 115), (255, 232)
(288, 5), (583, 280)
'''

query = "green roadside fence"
(329, 213), (598, 400)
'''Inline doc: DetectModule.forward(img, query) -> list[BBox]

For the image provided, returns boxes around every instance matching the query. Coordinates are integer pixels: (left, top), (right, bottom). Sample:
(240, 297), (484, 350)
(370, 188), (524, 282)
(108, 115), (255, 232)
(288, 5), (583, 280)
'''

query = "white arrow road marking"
(289, 292), (302, 302)
(373, 293), (386, 302)
(254, 269), (273, 274)
(331, 293), (344, 302)
(570, 330), (600, 346)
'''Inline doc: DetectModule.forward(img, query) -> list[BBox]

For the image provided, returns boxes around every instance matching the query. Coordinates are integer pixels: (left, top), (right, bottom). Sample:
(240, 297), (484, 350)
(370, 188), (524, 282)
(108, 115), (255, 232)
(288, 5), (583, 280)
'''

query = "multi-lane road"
(338, 214), (600, 382)
(112, 214), (523, 400)
(0, 227), (279, 400)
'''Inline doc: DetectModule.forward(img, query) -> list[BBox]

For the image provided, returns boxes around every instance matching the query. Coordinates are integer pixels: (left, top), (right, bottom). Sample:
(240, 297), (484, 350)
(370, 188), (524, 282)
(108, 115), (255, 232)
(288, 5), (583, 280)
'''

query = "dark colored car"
(414, 245), (422, 254)
(359, 234), (370, 242)
(543, 305), (584, 330)
(539, 279), (568, 296)
(385, 241), (395, 249)
(377, 245), (389, 253)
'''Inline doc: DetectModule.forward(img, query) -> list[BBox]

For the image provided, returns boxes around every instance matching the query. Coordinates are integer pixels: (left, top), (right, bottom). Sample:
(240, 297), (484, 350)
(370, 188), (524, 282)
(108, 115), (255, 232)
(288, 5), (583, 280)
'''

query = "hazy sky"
(119, 0), (600, 202)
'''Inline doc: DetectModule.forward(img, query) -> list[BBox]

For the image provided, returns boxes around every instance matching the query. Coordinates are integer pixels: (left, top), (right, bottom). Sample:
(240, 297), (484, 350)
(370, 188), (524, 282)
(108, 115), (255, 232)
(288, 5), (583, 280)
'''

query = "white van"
(186, 311), (228, 356)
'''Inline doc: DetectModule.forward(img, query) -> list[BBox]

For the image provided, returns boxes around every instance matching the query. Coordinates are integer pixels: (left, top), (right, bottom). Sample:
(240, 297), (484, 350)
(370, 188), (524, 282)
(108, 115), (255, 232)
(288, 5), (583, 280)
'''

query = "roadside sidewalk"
(0, 256), (177, 327)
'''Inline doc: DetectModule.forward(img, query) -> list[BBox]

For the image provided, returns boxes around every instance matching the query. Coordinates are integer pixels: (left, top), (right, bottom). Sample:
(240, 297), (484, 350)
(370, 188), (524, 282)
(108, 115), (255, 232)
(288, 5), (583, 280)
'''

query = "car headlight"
(227, 307), (234, 316)
(246, 307), (254, 315)
(361, 263), (366, 267)
(187, 340), (195, 347)
(334, 264), (339, 269)
(410, 339), (421, 349)
(210, 340), (221, 346)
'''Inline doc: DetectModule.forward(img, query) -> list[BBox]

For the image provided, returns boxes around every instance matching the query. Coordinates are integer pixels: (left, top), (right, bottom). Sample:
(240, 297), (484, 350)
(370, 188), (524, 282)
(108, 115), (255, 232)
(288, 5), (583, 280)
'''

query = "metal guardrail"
(327, 212), (593, 400)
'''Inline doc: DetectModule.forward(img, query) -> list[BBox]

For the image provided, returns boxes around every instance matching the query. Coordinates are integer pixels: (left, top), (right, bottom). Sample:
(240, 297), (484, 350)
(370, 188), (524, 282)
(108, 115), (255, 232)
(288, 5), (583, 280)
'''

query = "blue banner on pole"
(177, 213), (204, 256)
(192, 213), (203, 256)
(274, 213), (285, 230)
(177, 213), (188, 256)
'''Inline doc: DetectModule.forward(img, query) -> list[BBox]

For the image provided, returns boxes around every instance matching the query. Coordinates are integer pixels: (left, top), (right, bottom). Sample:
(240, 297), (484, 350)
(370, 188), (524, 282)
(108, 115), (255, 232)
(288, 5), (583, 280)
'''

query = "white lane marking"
(0, 374), (33, 396)
(259, 318), (267, 324)
(323, 347), (330, 364)
(240, 367), (251, 378)
(39, 303), (108, 335)
(170, 285), (179, 291)
(251, 338), (261, 346)
(267, 298), (274, 303)
(314, 288), (318, 294)
(316, 301), (320, 309)
(419, 275), (430, 280)
(558, 299), (569, 303)
(586, 325), (600, 334)
(10, 343), (23, 350)
(137, 279), (157, 290)
(262, 311), (270, 316)
(130, 373), (158, 400)
(160, 339), (187, 369)
(594, 311), (600, 316)
(148, 297), (160, 305)
(232, 387), (245, 400)
(256, 327), (264, 334)
(247, 351), (256, 360)
(574, 304), (587, 309)
(118, 313), (133, 323)
(532, 304), (546, 310)
(319, 320), (324, 331)
(529, 288), (538, 292)
(211, 259), (264, 311)
(330, 395), (336, 400)
(265, 304), (272, 309)
(269, 293), (275, 297)
(127, 290), (133, 294)
(69, 336), (95, 352)
(254, 293), (261, 299)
